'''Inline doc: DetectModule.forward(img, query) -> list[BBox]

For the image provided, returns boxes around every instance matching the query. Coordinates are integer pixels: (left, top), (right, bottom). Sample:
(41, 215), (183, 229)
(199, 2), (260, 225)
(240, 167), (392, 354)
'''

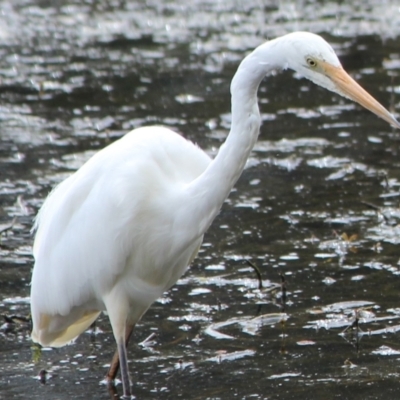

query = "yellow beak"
(321, 60), (400, 129)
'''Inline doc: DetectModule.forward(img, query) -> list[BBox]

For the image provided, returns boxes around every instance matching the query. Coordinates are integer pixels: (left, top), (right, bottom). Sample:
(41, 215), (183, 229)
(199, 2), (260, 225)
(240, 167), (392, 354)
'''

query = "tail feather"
(32, 311), (101, 347)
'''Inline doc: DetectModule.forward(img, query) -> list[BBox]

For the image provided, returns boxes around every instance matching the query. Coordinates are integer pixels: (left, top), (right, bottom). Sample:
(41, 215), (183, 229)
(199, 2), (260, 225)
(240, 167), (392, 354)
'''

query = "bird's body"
(30, 32), (400, 398)
(31, 126), (211, 346)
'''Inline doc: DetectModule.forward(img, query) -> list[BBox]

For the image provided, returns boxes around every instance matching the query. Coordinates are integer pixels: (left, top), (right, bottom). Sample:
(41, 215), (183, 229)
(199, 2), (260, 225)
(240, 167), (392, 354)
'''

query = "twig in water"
(360, 200), (396, 226)
(280, 272), (287, 312)
(342, 308), (364, 353)
(246, 260), (263, 290)
(0, 217), (16, 236)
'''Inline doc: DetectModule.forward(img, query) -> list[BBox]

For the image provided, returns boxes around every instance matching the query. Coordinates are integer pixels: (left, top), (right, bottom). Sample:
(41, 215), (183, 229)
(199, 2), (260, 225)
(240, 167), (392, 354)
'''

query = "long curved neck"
(180, 37), (287, 239)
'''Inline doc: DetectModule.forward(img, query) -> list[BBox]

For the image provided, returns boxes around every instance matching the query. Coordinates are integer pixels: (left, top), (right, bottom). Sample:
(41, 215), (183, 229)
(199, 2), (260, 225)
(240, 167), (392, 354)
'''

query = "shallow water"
(2, 1), (400, 399)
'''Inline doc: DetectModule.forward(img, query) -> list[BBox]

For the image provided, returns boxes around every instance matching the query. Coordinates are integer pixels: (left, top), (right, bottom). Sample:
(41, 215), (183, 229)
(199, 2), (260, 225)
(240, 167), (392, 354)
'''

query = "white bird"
(30, 32), (400, 399)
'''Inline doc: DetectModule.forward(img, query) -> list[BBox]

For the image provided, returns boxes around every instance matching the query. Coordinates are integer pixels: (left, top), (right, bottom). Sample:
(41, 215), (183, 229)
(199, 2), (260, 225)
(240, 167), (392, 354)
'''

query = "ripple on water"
(2, 1), (400, 399)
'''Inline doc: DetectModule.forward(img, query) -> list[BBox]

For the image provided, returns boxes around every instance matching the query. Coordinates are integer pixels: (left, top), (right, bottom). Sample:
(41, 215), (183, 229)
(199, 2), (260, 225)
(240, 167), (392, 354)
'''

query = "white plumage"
(30, 32), (399, 398)
(32, 126), (210, 344)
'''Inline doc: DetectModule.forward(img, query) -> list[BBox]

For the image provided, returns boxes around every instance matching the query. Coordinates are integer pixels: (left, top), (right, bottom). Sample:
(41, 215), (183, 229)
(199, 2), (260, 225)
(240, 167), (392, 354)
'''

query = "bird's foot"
(104, 376), (134, 399)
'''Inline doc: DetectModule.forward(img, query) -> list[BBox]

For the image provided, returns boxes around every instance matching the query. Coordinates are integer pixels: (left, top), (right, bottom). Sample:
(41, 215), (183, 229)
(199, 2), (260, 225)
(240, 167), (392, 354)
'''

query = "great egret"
(30, 32), (400, 398)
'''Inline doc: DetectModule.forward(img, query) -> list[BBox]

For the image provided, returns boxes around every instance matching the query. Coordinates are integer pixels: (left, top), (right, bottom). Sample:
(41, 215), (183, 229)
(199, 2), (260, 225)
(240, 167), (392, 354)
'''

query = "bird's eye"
(307, 58), (317, 68)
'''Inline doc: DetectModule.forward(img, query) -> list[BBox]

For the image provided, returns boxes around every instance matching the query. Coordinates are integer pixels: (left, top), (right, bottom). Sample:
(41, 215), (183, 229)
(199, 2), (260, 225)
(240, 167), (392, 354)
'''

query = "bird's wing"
(31, 126), (211, 322)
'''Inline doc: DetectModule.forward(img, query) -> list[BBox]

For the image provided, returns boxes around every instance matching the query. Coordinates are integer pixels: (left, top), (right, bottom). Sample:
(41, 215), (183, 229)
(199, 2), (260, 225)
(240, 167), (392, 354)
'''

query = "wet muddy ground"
(2, 1), (400, 399)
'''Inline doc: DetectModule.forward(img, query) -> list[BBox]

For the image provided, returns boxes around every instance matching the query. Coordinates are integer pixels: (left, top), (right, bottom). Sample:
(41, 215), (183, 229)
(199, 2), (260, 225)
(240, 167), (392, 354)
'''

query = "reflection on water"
(1, 1), (400, 399)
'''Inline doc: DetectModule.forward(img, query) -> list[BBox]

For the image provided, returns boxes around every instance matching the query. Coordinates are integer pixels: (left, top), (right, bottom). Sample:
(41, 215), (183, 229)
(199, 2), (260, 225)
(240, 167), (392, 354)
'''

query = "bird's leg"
(106, 349), (121, 384)
(118, 337), (131, 399)
(106, 323), (135, 383)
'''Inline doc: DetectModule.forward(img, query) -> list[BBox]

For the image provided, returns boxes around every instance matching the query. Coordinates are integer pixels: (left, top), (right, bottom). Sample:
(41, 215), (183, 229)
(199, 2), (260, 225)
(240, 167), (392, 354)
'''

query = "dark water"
(2, 1), (400, 399)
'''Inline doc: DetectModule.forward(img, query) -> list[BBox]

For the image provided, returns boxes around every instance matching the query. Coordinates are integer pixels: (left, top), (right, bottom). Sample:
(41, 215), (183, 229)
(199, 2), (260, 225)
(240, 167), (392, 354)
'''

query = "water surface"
(2, 1), (400, 399)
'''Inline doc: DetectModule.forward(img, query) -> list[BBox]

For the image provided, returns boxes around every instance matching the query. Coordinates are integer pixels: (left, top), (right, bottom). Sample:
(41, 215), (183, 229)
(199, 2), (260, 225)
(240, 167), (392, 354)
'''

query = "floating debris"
(371, 345), (400, 356)
(205, 313), (289, 339)
(269, 372), (301, 380)
(206, 349), (256, 363)
(296, 340), (316, 346)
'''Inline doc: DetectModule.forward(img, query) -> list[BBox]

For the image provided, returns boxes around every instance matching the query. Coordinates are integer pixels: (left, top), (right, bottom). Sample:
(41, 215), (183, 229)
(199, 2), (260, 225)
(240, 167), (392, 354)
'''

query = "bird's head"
(283, 31), (400, 128)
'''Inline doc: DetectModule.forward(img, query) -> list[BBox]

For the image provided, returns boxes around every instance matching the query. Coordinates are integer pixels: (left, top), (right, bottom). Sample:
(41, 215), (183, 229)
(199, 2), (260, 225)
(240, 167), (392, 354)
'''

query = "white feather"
(30, 32), (397, 397)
